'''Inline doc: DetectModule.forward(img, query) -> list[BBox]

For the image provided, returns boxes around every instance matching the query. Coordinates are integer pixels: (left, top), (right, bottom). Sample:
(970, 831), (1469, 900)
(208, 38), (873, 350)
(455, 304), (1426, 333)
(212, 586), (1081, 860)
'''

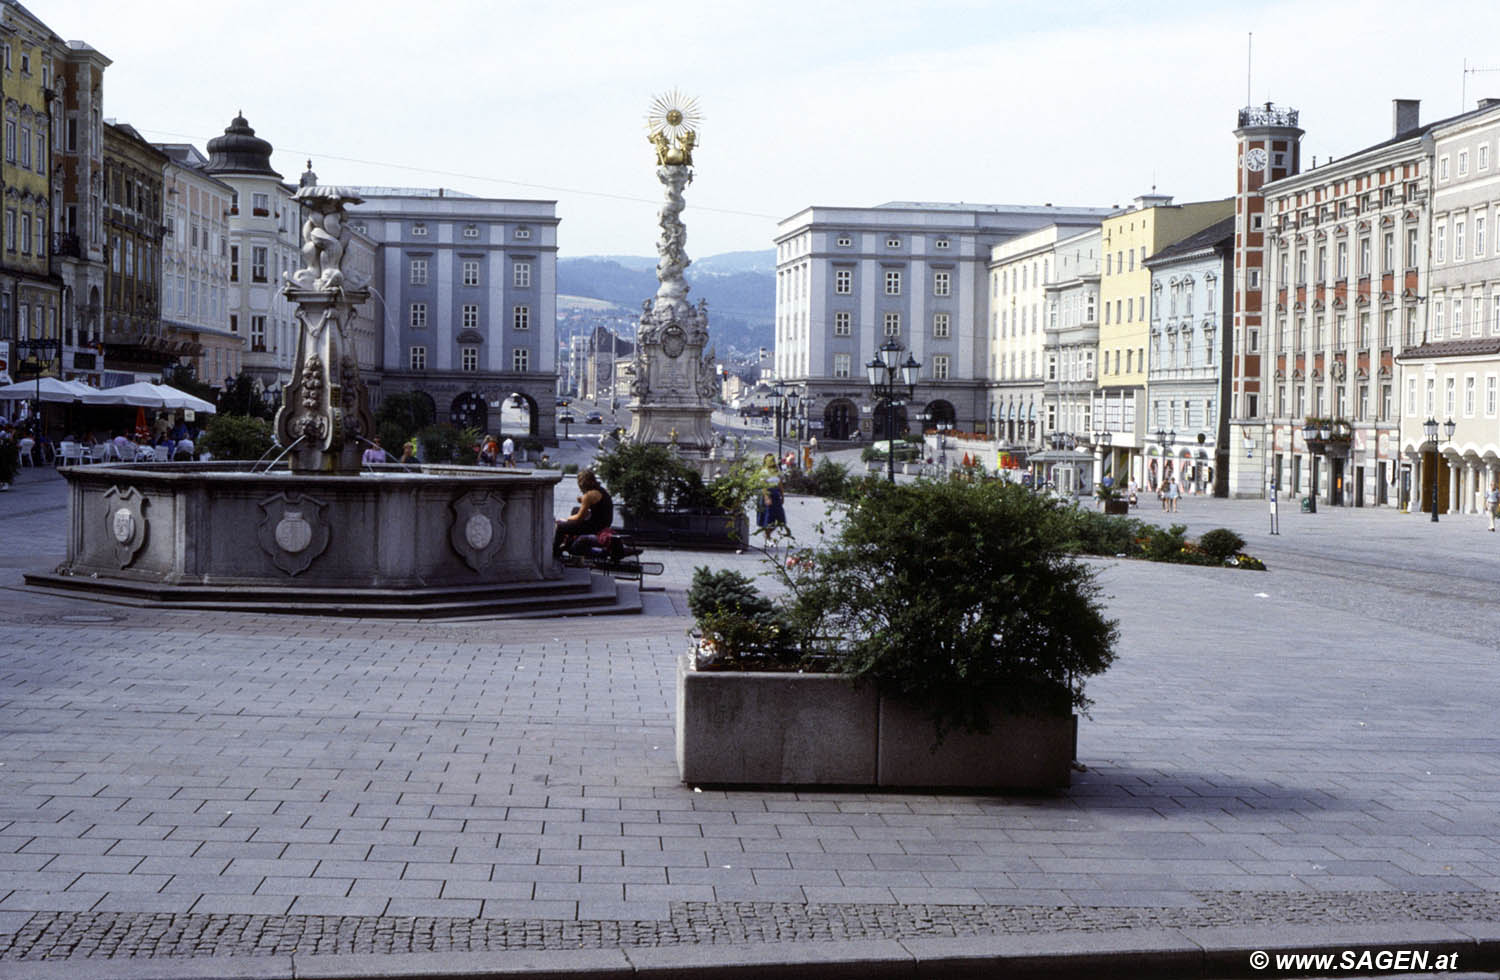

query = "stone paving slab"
(2, 462), (1500, 976)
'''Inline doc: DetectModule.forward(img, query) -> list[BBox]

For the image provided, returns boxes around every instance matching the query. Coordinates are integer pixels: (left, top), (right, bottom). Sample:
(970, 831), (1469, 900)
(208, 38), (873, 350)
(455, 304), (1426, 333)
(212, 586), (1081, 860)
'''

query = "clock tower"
(1227, 103), (1303, 498)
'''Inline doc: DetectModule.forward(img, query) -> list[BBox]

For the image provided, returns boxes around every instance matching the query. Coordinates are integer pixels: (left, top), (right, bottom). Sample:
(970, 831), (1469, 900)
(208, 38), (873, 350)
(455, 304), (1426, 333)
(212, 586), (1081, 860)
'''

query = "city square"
(1, 456), (1499, 977)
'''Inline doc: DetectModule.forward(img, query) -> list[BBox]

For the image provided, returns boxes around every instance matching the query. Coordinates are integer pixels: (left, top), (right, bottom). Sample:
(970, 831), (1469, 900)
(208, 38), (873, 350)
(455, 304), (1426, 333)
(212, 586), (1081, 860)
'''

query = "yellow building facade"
(1, 4), (63, 372)
(1095, 195), (1232, 484)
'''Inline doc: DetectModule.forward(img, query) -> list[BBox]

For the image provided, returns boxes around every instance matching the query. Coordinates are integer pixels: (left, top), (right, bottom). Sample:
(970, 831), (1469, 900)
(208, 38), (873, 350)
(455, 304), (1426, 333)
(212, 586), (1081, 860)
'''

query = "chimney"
(1393, 99), (1420, 137)
(1479, 98), (1500, 110)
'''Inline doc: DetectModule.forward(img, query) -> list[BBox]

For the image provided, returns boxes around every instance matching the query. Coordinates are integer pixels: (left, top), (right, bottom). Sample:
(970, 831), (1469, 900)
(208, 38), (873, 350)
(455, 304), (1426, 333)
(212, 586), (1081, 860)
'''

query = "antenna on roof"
(1247, 33), (1253, 107)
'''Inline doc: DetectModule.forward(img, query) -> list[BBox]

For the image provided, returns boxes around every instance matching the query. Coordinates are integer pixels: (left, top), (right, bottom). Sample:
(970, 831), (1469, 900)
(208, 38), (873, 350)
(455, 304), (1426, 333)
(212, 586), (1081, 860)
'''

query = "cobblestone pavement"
(1, 463), (1498, 967)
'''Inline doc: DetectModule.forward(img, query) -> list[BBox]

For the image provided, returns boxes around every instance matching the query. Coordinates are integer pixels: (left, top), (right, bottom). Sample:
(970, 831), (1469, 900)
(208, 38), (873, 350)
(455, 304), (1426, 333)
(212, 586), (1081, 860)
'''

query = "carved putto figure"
(287, 185), (366, 292)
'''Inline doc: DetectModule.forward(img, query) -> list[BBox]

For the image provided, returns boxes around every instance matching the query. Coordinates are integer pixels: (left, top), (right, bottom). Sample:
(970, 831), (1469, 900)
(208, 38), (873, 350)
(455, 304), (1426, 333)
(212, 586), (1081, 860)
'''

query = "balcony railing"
(1239, 104), (1299, 128)
(51, 232), (82, 258)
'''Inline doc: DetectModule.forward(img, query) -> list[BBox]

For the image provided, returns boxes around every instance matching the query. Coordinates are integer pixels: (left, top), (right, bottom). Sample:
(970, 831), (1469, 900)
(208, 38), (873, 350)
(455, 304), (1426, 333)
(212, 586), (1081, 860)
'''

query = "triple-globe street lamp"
(1155, 428), (1177, 491)
(866, 339), (920, 483)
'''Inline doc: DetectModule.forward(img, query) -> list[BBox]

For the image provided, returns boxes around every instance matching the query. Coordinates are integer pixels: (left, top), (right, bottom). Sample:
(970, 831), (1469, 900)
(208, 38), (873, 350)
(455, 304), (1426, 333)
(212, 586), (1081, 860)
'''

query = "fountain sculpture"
(625, 92), (719, 454)
(27, 182), (638, 617)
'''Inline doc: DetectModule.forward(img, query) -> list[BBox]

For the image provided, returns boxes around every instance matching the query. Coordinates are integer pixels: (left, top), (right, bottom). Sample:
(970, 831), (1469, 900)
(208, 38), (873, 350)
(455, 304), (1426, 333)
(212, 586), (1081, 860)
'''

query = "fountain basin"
(26, 462), (639, 618)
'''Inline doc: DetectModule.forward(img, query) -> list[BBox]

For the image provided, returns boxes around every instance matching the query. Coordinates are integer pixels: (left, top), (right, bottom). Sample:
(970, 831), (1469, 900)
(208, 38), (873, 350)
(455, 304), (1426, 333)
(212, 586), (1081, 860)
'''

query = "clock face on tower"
(1246, 147), (1268, 172)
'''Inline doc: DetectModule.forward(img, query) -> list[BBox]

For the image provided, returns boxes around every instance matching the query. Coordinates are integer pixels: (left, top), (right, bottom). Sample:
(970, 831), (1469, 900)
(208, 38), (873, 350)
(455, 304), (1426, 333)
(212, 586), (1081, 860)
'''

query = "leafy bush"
(199, 414), (273, 461)
(785, 479), (1118, 740)
(562, 463), (579, 475)
(416, 423), (479, 465)
(373, 393), (435, 447)
(1197, 528), (1246, 562)
(217, 371), (274, 420)
(1141, 523), (1190, 563)
(782, 458), (851, 498)
(688, 567), (804, 669)
(860, 443), (920, 463)
(1049, 508), (1146, 558)
(594, 441), (711, 518)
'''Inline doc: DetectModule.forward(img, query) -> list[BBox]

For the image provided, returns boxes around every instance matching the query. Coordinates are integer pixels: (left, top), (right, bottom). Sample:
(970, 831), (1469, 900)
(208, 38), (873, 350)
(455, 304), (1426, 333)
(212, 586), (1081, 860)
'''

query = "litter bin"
(1300, 496), (1316, 513)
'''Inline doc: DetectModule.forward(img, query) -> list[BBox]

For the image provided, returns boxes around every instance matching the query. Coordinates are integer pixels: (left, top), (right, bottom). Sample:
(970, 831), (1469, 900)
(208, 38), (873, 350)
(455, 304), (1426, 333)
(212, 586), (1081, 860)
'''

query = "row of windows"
(1151, 398), (1217, 431)
(1271, 383), (1395, 421)
(1433, 208), (1500, 265)
(409, 222), (532, 240)
(2, 120), (47, 175)
(1427, 292), (1500, 341)
(3, 208), (44, 257)
(824, 352), (950, 380)
(1438, 141), (1494, 182)
(1278, 230), (1420, 285)
(1101, 347), (1148, 375)
(1407, 374), (1500, 419)
(829, 234), (949, 250)
(830, 310), (950, 338)
(410, 303), (531, 330)
(410, 258), (531, 287)
(1277, 308), (1419, 351)
(993, 258), (1051, 296)
(409, 346), (532, 372)
(830, 268), (951, 297)
(1103, 296), (1150, 325)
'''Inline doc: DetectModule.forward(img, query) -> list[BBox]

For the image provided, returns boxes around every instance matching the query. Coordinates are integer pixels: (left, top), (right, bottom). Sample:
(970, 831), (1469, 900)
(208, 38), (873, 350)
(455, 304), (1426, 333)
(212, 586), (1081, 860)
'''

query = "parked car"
(559, 413), (577, 424)
(585, 411), (604, 424)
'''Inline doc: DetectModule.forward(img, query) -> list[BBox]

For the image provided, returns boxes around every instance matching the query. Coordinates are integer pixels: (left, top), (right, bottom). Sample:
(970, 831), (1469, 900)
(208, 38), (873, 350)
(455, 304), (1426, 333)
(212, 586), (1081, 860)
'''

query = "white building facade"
(157, 144), (236, 386)
(201, 113), (303, 387)
(1398, 99), (1500, 516)
(1143, 216), (1235, 495)
(774, 202), (1112, 442)
(1042, 229), (1101, 483)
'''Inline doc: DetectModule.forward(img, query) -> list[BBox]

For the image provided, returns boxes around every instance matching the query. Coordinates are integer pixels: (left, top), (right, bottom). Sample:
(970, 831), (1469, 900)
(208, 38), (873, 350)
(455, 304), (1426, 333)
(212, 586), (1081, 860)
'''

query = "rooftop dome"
(203, 112), (281, 178)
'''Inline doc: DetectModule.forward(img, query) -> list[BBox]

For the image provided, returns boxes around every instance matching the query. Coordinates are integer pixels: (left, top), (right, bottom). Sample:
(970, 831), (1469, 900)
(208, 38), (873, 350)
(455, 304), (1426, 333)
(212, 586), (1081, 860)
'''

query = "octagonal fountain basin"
(24, 462), (640, 618)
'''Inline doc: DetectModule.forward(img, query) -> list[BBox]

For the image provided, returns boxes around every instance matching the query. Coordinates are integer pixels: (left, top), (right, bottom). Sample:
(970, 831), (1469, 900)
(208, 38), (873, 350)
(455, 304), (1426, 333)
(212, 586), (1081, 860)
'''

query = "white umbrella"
(0, 377), (88, 403)
(82, 381), (217, 413)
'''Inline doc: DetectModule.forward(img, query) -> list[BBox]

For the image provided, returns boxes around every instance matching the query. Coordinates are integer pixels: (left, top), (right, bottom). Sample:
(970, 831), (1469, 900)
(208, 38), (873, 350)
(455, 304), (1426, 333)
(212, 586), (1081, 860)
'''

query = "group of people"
(476, 434), (516, 467)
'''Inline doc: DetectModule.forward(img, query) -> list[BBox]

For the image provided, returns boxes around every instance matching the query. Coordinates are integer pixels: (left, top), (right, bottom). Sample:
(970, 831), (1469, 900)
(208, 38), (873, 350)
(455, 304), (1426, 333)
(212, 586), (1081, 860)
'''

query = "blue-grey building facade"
(347, 190), (559, 440)
(774, 202), (1113, 441)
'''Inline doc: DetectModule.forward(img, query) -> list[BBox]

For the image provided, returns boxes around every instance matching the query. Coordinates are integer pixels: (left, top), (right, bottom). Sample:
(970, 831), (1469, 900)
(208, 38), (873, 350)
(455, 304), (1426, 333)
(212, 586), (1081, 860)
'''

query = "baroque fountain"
(26, 186), (637, 617)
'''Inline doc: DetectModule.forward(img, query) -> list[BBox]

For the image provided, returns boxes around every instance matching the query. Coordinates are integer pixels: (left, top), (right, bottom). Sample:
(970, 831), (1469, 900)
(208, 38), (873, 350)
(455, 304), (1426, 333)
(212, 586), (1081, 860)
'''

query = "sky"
(38, 0), (1500, 259)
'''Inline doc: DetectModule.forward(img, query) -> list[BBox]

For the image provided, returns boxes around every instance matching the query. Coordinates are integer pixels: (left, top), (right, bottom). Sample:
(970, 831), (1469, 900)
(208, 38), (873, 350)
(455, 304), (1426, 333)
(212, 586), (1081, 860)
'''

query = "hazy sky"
(40, 0), (1500, 258)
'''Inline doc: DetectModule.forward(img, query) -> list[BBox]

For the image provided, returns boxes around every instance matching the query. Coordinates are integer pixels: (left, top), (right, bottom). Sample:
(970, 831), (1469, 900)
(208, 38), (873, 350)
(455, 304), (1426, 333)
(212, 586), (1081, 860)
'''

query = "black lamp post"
(1301, 419), (1334, 514)
(866, 339), (920, 483)
(1155, 428), (1176, 490)
(1424, 416), (1457, 522)
(1091, 429), (1112, 492)
(772, 379), (799, 467)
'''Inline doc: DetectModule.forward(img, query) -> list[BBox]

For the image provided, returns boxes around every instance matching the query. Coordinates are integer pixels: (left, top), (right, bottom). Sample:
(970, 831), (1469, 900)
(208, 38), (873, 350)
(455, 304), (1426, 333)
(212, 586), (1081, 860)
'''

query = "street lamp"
(772, 379), (799, 467)
(1155, 428), (1176, 491)
(1424, 417), (1457, 522)
(866, 339), (920, 482)
(1301, 420), (1329, 513)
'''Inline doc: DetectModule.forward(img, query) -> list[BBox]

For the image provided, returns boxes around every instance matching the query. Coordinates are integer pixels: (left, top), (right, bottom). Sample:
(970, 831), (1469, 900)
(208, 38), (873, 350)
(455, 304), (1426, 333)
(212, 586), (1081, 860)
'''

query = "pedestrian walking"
(1487, 483), (1500, 532)
(1165, 480), (1180, 513)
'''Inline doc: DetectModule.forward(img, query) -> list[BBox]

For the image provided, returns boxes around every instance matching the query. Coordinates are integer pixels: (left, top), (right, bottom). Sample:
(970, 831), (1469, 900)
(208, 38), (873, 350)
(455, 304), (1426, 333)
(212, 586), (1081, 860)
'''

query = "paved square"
(1, 461), (1498, 974)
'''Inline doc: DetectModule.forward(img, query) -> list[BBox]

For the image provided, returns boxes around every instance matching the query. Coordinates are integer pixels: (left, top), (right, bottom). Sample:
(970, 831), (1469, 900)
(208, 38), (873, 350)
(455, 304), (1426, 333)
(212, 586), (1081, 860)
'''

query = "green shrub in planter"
(783, 458), (851, 498)
(595, 441), (712, 518)
(562, 463), (579, 475)
(1197, 528), (1246, 563)
(787, 479), (1117, 741)
(1051, 508), (1146, 558)
(416, 423), (480, 465)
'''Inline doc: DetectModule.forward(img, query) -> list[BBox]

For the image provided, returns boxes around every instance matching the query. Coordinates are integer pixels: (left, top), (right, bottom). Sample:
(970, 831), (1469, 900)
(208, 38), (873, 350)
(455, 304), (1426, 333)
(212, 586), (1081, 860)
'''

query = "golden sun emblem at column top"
(647, 90), (702, 167)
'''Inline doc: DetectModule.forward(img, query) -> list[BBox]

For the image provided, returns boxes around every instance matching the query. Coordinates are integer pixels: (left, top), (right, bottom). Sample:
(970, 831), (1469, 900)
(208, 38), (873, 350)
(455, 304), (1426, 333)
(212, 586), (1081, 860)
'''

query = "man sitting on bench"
(553, 468), (614, 559)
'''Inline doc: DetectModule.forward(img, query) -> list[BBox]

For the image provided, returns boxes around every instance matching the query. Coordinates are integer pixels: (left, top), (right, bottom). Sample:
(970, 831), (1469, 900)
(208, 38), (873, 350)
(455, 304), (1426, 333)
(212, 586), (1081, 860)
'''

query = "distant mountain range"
(557, 249), (774, 356)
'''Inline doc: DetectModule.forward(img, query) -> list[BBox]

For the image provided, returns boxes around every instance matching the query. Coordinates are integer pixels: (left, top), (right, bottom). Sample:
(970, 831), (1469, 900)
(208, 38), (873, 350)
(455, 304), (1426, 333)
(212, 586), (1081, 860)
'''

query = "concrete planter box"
(676, 652), (1076, 790)
(622, 508), (750, 550)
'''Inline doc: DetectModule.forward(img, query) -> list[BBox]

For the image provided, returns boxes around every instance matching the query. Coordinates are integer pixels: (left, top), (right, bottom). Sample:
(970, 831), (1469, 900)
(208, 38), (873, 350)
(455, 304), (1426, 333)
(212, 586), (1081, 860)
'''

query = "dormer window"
(463, 224), (480, 238)
(836, 235), (852, 247)
(514, 226), (532, 240)
(886, 236), (901, 248)
(412, 222), (428, 237)
(934, 238), (950, 249)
